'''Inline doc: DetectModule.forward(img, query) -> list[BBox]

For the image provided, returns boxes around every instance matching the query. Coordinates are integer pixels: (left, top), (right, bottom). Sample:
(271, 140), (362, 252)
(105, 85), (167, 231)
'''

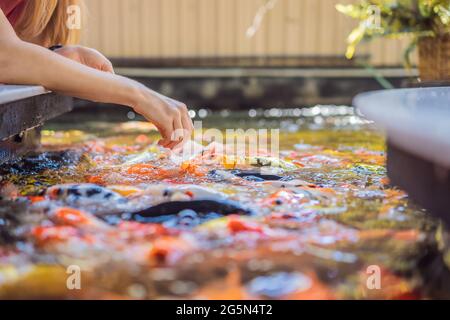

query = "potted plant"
(337, 0), (450, 81)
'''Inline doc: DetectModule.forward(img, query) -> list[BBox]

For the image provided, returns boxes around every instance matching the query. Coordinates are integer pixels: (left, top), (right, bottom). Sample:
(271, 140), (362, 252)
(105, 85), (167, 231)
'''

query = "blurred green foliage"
(336, 0), (450, 66)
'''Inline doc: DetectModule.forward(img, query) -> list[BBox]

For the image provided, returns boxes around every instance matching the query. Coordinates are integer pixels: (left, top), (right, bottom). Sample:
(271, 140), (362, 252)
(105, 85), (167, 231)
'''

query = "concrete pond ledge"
(0, 85), (48, 105)
(0, 85), (73, 164)
(354, 86), (450, 226)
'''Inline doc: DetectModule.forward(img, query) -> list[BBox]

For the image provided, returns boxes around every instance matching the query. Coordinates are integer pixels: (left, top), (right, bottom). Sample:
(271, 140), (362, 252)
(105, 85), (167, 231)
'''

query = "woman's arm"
(53, 45), (115, 74)
(0, 10), (193, 148)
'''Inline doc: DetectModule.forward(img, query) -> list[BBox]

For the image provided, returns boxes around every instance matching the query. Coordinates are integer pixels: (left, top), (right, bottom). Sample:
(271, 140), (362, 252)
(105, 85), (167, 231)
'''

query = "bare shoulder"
(0, 8), (18, 41)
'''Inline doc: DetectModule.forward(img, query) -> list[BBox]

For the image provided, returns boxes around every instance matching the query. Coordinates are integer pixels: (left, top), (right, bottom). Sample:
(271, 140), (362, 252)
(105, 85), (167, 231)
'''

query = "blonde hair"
(15, 0), (83, 46)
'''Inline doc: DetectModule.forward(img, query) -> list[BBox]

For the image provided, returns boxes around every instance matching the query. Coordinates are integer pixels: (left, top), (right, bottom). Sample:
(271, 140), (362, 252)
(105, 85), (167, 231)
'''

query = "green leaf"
(336, 4), (366, 19)
(346, 24), (368, 59)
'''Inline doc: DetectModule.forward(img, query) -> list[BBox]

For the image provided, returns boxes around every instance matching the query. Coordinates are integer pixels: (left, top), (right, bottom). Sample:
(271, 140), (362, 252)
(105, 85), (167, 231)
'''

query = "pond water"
(1, 108), (450, 299)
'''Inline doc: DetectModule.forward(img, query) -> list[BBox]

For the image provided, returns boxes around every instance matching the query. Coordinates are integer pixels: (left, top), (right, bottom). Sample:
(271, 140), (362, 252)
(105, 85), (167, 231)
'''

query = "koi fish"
(248, 156), (299, 171)
(108, 185), (143, 197)
(257, 179), (313, 188)
(219, 156), (299, 171)
(125, 199), (254, 224)
(46, 184), (129, 214)
(142, 184), (229, 202)
(228, 170), (287, 181)
(207, 169), (239, 181)
(123, 151), (158, 165)
(51, 207), (110, 231)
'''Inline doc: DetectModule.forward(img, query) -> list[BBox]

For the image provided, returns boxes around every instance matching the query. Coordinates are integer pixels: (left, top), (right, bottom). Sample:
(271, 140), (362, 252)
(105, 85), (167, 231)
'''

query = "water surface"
(1, 108), (449, 299)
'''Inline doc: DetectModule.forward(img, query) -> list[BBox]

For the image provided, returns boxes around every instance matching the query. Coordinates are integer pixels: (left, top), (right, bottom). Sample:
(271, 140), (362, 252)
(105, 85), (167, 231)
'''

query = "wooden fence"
(81, 0), (415, 66)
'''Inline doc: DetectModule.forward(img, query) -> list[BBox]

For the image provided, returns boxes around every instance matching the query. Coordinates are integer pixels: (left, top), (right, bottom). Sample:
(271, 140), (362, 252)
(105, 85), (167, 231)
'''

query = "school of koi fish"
(1, 113), (450, 300)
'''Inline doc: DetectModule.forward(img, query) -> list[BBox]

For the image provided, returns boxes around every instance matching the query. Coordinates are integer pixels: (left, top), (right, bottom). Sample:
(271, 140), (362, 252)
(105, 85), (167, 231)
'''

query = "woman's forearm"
(0, 38), (193, 148)
(0, 9), (193, 148)
(0, 38), (142, 108)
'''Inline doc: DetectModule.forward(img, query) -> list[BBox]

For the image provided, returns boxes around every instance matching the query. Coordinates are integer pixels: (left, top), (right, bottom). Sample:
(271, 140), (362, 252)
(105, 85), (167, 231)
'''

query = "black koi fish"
(117, 199), (254, 225)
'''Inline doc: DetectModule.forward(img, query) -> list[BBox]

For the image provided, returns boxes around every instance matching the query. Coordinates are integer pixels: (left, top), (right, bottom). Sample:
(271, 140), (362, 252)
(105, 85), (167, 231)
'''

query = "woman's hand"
(54, 45), (114, 73)
(132, 86), (194, 149)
